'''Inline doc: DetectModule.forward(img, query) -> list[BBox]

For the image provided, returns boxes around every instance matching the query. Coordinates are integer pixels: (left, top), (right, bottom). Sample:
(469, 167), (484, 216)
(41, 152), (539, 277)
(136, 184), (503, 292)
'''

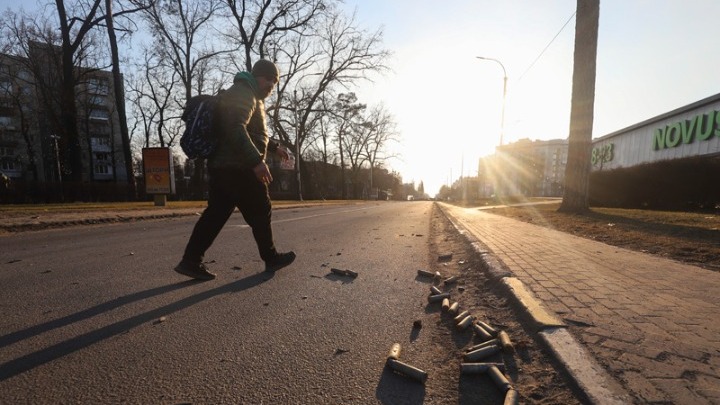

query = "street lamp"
(476, 56), (507, 146)
(293, 89), (302, 201)
(49, 134), (62, 182)
(49, 133), (64, 202)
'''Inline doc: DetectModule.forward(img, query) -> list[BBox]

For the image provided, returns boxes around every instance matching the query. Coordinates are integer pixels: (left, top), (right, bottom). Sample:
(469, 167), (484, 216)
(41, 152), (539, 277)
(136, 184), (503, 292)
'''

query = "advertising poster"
(142, 147), (175, 194)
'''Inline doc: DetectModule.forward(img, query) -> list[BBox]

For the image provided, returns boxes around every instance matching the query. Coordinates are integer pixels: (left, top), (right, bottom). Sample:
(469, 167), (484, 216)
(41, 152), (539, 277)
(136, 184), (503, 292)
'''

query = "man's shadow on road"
(0, 271), (273, 381)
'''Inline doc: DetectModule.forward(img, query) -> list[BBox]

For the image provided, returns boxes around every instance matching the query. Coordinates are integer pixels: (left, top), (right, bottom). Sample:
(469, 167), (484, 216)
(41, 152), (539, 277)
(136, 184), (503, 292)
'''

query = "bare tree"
(105, 0), (147, 199)
(2, 9), (67, 185)
(222, 0), (326, 70)
(126, 68), (158, 148)
(305, 93), (334, 163)
(559, 0), (600, 213)
(53, 0), (146, 184)
(361, 104), (398, 193)
(134, 0), (232, 198)
(267, 6), (389, 199)
(1, 2), (145, 199)
(136, 0), (229, 100)
(329, 92), (364, 198)
(145, 53), (179, 147)
(0, 53), (40, 182)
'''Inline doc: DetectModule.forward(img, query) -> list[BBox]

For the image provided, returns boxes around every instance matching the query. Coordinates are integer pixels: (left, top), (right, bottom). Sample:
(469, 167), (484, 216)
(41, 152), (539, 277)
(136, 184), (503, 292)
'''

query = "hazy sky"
(3, 1), (719, 196)
(341, 0), (720, 195)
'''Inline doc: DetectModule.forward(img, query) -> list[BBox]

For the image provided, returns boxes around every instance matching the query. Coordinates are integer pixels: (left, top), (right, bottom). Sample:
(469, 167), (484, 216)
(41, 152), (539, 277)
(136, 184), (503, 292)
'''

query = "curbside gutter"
(439, 203), (632, 405)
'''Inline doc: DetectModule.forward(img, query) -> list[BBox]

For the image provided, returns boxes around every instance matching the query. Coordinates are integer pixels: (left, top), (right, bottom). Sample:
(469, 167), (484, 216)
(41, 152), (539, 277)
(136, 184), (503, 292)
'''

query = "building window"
(94, 152), (112, 175)
(94, 163), (110, 174)
(93, 137), (111, 147)
(88, 78), (110, 95)
(1, 159), (17, 171)
(0, 146), (15, 156)
(89, 108), (109, 121)
(88, 94), (106, 106)
(0, 79), (12, 94)
(17, 69), (32, 82)
(89, 123), (110, 135)
(0, 146), (17, 172)
(91, 136), (111, 150)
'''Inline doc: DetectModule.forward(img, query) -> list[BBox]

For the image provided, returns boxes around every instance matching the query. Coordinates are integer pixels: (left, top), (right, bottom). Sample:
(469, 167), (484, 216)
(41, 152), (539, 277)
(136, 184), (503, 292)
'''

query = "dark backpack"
(180, 94), (221, 159)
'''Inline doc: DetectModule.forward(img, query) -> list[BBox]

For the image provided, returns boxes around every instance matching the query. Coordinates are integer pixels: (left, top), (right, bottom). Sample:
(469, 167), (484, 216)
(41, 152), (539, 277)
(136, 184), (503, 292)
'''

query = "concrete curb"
(500, 277), (565, 331)
(0, 211), (200, 233)
(439, 204), (632, 405)
(0, 203), (331, 234)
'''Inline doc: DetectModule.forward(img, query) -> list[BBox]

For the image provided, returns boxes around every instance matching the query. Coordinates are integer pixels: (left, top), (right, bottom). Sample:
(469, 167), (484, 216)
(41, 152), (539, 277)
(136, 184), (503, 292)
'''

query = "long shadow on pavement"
(0, 282), (194, 349)
(0, 271), (273, 381)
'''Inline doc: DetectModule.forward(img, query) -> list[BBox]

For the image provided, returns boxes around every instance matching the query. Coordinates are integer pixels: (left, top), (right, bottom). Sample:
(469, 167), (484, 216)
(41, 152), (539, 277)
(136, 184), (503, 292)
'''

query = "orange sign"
(142, 148), (175, 194)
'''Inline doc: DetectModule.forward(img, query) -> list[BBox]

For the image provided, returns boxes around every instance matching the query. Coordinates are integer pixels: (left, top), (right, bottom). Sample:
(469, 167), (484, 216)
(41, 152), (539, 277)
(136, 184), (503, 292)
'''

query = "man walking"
(175, 59), (296, 280)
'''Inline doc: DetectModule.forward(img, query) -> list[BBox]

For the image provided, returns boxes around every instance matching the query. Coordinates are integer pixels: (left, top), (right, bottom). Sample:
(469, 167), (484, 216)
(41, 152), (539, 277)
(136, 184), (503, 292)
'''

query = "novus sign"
(653, 110), (720, 150)
(590, 93), (720, 172)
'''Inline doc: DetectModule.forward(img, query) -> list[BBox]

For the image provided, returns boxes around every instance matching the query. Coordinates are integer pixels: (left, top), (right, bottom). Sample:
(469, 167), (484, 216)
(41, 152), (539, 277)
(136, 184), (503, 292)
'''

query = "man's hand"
(252, 162), (273, 185)
(275, 146), (290, 161)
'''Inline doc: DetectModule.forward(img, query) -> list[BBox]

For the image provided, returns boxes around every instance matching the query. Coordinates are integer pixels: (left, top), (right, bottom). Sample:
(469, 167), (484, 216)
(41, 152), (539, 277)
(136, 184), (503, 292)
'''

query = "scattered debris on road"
(438, 253), (453, 262)
(384, 343), (428, 384)
(330, 267), (358, 278)
(413, 249), (525, 403)
(417, 269), (435, 278)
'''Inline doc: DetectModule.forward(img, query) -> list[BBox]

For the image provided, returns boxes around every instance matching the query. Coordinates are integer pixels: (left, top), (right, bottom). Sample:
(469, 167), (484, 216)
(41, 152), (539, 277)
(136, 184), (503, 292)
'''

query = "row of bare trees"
(0, 0), (399, 200)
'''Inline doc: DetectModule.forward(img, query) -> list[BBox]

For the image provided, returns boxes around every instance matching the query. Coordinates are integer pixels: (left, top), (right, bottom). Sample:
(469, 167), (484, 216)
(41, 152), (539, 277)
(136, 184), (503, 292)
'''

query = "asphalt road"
(0, 201), (446, 404)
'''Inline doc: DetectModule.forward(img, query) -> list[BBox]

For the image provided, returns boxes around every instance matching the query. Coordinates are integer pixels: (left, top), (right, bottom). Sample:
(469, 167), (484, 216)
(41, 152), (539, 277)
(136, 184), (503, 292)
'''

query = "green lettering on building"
(654, 110), (720, 150)
(666, 123), (682, 147)
(653, 127), (666, 150)
(697, 111), (715, 141)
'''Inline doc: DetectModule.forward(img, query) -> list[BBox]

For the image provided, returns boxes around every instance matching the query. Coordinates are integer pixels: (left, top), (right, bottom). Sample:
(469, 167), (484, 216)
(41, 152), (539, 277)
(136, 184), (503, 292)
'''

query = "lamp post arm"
(476, 56), (508, 145)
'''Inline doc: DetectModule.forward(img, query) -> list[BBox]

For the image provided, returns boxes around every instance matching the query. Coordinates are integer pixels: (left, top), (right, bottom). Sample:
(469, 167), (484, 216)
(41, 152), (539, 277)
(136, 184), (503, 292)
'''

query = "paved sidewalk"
(441, 203), (720, 405)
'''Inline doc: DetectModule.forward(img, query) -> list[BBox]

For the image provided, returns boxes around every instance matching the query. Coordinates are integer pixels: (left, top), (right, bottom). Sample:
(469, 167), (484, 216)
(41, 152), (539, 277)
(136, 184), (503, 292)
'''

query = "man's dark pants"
(183, 166), (277, 263)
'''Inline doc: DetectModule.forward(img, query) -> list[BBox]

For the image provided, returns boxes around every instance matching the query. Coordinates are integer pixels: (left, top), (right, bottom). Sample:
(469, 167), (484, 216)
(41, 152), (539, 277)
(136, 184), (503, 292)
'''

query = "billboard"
(142, 147), (175, 194)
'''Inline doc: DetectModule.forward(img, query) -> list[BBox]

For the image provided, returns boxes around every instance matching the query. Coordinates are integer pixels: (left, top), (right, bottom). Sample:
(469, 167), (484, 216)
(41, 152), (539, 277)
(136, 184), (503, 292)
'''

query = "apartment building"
(481, 138), (568, 197)
(0, 43), (129, 201)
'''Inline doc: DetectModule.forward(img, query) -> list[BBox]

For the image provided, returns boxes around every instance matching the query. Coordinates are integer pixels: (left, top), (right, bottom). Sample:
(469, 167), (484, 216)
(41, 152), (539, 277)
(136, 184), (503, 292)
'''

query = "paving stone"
(695, 374), (720, 403)
(441, 204), (720, 405)
(600, 339), (664, 359)
(654, 377), (713, 405)
(621, 371), (668, 403)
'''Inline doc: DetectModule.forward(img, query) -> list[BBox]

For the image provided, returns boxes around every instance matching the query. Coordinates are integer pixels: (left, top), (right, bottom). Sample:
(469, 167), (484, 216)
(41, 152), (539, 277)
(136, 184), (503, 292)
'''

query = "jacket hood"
(233, 71), (259, 92)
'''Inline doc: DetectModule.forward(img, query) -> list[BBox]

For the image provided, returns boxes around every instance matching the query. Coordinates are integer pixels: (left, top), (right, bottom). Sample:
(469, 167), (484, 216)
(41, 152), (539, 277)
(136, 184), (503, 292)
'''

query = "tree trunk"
(339, 141), (346, 200)
(61, 50), (83, 184)
(105, 0), (137, 200)
(559, 0), (600, 213)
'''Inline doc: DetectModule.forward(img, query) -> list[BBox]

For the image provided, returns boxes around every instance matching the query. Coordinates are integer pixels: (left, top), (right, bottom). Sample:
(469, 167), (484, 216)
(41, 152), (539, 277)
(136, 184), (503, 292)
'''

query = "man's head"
(251, 59), (280, 99)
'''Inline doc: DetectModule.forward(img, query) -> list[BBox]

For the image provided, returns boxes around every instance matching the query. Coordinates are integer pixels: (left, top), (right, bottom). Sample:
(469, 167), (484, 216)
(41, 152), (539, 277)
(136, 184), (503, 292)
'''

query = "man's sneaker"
(174, 259), (216, 280)
(265, 251), (296, 272)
